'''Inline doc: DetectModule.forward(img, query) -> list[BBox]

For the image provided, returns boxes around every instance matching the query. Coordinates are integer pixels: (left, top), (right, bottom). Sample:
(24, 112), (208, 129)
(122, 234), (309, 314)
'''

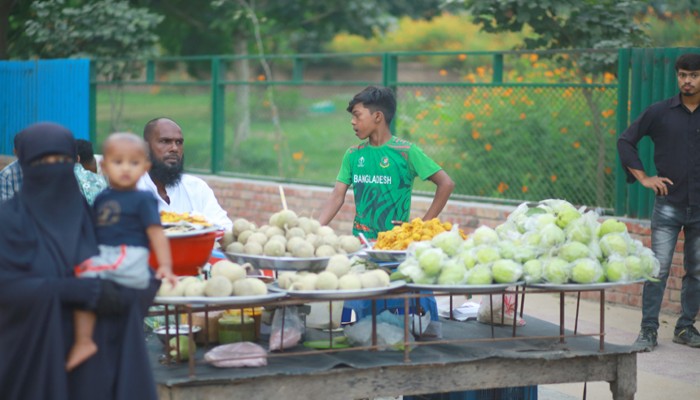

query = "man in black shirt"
(618, 53), (700, 351)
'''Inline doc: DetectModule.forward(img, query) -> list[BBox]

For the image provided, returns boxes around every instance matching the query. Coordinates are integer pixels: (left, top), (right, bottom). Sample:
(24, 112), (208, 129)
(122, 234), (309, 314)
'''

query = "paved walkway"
(512, 292), (700, 400)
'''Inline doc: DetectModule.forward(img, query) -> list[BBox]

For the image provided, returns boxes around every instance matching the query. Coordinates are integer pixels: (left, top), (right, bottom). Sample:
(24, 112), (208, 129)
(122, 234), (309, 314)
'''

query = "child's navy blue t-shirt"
(93, 188), (161, 248)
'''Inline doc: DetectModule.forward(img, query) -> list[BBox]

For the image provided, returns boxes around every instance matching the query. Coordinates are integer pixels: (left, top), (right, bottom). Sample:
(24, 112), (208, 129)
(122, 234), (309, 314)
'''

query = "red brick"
(626, 223), (651, 236)
(667, 276), (682, 290)
(660, 300), (681, 314)
(627, 295), (643, 308)
(668, 289), (681, 302)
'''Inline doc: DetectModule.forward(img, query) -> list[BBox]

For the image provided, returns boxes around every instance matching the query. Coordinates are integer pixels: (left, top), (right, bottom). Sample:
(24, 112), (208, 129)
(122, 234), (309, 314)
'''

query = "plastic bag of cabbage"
(392, 199), (659, 286)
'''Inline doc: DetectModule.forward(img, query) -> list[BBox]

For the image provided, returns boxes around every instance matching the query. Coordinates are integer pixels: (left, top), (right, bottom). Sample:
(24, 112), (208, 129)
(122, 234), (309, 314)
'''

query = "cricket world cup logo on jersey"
(357, 156), (365, 168)
(380, 156), (390, 168)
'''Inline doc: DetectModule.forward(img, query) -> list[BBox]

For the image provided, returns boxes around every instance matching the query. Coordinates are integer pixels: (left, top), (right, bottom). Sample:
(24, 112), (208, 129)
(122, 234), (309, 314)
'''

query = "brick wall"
(0, 155), (684, 316)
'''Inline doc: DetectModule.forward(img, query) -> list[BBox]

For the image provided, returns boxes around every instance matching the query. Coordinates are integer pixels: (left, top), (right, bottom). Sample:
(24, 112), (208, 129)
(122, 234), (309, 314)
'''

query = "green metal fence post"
(614, 48), (631, 216)
(211, 57), (225, 174)
(636, 49), (656, 218)
(382, 53), (398, 133)
(292, 57), (304, 83)
(492, 53), (504, 83)
(88, 60), (97, 144)
(146, 60), (155, 84)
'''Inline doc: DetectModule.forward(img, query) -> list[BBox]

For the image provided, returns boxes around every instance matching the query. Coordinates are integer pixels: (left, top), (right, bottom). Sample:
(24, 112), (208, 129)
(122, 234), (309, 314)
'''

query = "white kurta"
(137, 173), (233, 231)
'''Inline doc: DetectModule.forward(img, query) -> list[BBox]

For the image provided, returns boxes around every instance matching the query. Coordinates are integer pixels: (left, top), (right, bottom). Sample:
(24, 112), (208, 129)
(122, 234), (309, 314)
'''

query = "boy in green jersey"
(319, 85), (454, 239)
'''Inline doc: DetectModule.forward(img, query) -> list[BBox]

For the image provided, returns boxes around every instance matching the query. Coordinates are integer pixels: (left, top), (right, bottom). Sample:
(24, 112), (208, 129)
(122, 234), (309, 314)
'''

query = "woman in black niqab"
(0, 123), (159, 400)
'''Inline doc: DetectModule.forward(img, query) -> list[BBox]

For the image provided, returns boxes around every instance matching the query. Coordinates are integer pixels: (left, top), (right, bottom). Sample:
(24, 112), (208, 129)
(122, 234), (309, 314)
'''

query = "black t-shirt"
(618, 94), (700, 207)
(93, 188), (160, 247)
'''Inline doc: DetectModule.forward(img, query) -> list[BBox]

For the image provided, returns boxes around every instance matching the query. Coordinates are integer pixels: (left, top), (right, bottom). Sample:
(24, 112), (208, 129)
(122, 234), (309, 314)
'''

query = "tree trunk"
(0, 0), (17, 60)
(232, 37), (250, 166)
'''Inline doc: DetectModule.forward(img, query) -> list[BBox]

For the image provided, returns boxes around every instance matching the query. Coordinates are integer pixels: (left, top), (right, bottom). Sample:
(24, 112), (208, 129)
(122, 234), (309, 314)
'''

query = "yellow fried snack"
(160, 211), (212, 227)
(374, 218), (466, 250)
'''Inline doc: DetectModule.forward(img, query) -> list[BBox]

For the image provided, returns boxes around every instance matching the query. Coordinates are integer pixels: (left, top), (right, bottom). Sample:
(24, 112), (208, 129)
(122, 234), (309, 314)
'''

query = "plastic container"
(149, 231), (218, 276)
(218, 315), (257, 344)
(306, 301), (344, 330)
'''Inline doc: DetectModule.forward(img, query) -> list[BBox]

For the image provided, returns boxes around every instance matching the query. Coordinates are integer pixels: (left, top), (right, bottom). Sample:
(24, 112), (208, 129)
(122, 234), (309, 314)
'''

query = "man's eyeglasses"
(677, 72), (700, 80)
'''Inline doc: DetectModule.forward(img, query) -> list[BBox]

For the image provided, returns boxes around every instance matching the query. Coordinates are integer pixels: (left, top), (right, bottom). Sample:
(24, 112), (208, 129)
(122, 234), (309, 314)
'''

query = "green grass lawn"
(96, 86), (361, 185)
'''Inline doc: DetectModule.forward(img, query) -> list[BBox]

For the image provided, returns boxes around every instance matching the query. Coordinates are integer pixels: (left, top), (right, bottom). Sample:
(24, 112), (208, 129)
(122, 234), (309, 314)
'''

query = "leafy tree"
(23, 0), (163, 131)
(442, 0), (650, 206)
(0, 0), (32, 59)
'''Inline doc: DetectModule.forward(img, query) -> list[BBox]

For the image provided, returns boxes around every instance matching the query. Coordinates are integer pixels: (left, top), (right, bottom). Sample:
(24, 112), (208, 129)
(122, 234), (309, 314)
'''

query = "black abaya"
(0, 123), (159, 400)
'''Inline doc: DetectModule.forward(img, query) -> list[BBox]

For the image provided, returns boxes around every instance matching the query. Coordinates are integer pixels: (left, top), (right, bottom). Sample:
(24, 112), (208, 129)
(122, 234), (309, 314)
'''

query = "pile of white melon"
(224, 209), (363, 258)
(158, 260), (268, 297)
(277, 254), (391, 291)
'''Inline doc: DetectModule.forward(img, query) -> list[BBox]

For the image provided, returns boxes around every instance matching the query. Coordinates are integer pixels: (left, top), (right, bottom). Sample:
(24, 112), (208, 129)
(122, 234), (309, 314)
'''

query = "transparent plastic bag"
(268, 306), (304, 351)
(344, 310), (415, 351)
(204, 342), (267, 368)
(477, 294), (526, 326)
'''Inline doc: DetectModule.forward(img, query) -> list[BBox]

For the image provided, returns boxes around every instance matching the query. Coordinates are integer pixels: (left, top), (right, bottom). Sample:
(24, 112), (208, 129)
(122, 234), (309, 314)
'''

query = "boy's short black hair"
(347, 86), (397, 125)
(675, 53), (700, 71)
(75, 139), (95, 164)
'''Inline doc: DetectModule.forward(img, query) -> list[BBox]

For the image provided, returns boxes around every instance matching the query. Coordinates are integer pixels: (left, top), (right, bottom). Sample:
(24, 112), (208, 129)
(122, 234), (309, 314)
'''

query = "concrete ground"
(506, 292), (700, 400)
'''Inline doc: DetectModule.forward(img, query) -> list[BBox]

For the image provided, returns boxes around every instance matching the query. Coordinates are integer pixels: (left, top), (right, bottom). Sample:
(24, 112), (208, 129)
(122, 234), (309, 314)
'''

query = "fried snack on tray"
(160, 211), (212, 227)
(374, 218), (466, 250)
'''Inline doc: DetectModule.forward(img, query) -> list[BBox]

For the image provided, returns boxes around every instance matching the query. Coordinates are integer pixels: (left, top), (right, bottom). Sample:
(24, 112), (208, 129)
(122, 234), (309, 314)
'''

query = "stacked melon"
(277, 254), (391, 291)
(158, 260), (268, 297)
(225, 210), (362, 258)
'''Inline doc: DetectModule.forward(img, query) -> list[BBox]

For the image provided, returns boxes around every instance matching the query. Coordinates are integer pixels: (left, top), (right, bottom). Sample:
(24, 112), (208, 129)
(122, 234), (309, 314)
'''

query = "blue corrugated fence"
(0, 59), (89, 154)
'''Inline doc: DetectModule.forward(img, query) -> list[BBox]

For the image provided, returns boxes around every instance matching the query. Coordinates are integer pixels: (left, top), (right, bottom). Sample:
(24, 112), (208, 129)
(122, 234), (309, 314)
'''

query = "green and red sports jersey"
(337, 136), (441, 239)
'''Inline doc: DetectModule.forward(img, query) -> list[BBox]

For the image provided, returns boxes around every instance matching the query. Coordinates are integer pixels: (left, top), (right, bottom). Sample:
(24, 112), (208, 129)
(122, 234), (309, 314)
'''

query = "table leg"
(403, 296), (410, 363)
(489, 294), (495, 338)
(559, 292), (565, 343)
(187, 310), (195, 377)
(371, 300), (377, 348)
(512, 286), (519, 337)
(609, 354), (637, 400)
(575, 291), (581, 334)
(600, 289), (605, 352)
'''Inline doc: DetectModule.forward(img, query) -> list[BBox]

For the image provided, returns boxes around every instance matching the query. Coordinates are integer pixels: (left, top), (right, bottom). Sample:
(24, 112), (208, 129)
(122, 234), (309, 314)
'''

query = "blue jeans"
(642, 197), (700, 332)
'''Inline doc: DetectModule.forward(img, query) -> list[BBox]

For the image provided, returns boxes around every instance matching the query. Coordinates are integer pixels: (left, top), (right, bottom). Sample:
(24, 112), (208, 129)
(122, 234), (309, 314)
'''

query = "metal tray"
(527, 279), (645, 291)
(269, 280), (406, 300)
(164, 225), (222, 238)
(153, 291), (286, 305)
(406, 282), (520, 294)
(225, 252), (331, 271)
(362, 249), (407, 263)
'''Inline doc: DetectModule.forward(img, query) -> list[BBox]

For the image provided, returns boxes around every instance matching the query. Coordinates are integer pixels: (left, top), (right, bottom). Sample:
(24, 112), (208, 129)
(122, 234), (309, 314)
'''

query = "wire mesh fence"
(395, 84), (617, 208)
(92, 50), (619, 211)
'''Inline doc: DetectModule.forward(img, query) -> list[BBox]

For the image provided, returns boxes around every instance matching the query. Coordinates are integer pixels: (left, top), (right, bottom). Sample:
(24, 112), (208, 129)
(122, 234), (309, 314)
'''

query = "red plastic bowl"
(149, 230), (219, 276)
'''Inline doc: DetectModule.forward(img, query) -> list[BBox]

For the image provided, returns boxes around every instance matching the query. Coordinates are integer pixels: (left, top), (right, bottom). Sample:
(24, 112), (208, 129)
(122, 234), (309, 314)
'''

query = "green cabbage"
(437, 258), (467, 285)
(472, 226), (499, 246)
(543, 257), (571, 284)
(418, 248), (447, 276)
(565, 211), (599, 244)
(491, 259), (523, 283)
(408, 241), (434, 258)
(465, 264), (493, 285)
(604, 256), (629, 282)
(431, 228), (464, 256)
(523, 259), (544, 283)
(474, 245), (501, 264)
(456, 250), (477, 270)
(558, 241), (591, 262)
(598, 218), (627, 237)
(538, 223), (566, 248)
(555, 206), (582, 229)
(496, 221), (522, 241)
(599, 233), (630, 257)
(570, 258), (603, 284)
